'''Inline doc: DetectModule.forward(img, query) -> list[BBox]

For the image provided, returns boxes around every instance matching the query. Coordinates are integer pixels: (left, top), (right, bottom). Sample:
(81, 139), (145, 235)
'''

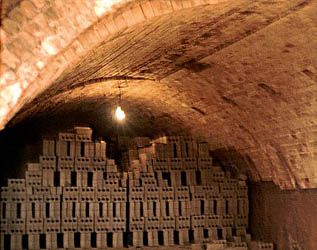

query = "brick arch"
(1, 0), (218, 129)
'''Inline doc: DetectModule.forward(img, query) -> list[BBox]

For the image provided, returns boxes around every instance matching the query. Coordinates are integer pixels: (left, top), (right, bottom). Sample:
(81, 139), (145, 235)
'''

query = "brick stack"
(126, 136), (251, 247)
(0, 127), (273, 250)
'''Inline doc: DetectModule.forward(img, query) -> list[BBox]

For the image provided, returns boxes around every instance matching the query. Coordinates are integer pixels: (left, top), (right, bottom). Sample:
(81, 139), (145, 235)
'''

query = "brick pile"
(0, 126), (273, 249)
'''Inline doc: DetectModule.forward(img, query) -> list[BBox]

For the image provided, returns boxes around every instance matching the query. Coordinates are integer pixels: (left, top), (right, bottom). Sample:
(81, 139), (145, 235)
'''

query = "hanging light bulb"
(115, 105), (125, 121)
(114, 80), (127, 122)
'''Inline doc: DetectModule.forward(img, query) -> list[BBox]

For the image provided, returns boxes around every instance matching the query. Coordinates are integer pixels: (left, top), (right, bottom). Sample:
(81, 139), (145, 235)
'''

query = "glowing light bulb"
(115, 106), (125, 121)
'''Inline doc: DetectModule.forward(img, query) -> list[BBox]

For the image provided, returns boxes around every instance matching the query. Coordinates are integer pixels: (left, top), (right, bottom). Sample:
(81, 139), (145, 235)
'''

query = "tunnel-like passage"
(1, 0), (317, 249)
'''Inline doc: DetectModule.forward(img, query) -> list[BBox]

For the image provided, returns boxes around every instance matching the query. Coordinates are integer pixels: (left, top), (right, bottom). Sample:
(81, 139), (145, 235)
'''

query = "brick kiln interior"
(1, 0), (317, 249)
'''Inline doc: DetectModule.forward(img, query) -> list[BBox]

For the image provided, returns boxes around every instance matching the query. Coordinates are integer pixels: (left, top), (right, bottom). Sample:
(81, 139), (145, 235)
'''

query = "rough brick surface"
(249, 182), (317, 250)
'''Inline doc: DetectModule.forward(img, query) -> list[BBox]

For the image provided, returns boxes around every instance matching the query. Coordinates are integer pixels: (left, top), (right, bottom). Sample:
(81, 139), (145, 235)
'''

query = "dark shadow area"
(211, 147), (260, 180)
(22, 234), (28, 250)
(107, 232), (113, 247)
(4, 234), (11, 250)
(91, 232), (97, 248)
(143, 231), (148, 246)
(217, 228), (223, 240)
(39, 234), (46, 249)
(158, 231), (164, 246)
(57, 233), (64, 248)
(74, 232), (81, 248)
(174, 230), (179, 245)
(188, 229), (194, 243)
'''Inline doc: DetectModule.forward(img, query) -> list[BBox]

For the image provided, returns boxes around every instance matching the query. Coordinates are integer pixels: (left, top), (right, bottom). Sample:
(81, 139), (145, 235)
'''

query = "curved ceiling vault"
(1, 0), (317, 189)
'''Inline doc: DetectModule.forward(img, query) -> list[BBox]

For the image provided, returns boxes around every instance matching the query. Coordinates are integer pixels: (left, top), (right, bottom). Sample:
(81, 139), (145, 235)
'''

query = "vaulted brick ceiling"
(1, 0), (317, 189)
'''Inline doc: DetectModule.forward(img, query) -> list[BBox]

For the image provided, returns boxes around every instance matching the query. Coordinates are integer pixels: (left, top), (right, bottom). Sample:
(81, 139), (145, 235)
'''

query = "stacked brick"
(0, 127), (122, 250)
(0, 127), (273, 250)
(125, 136), (251, 248)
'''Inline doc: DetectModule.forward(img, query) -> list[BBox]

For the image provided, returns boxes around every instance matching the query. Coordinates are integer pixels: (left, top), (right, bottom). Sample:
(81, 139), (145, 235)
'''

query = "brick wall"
(249, 182), (317, 250)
